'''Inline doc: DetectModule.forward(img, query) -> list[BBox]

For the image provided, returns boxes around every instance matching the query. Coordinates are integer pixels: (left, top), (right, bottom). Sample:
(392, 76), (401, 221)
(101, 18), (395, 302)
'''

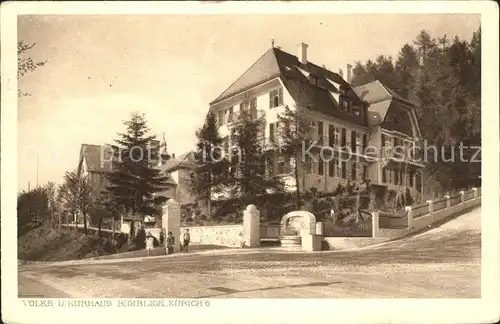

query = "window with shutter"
(362, 134), (367, 154)
(341, 128), (346, 147)
(351, 162), (357, 180)
(269, 88), (283, 108)
(328, 160), (335, 177)
(351, 130), (356, 152)
(228, 107), (234, 123)
(328, 124), (334, 147)
(382, 167), (387, 183)
(318, 161), (324, 176)
(317, 121), (323, 145)
(341, 161), (347, 179)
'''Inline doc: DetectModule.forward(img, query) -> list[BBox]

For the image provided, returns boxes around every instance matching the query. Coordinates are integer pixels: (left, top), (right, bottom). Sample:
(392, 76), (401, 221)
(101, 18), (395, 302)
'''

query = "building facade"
(208, 43), (425, 199)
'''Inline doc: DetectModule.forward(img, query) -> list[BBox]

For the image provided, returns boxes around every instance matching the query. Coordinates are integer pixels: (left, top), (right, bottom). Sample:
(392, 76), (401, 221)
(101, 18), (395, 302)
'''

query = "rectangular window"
(381, 134), (386, 147)
(384, 134), (393, 158)
(394, 168), (400, 185)
(250, 98), (257, 119)
(362, 165), (367, 181)
(269, 87), (283, 108)
(318, 161), (324, 176)
(239, 102), (246, 113)
(218, 110), (225, 126)
(356, 133), (362, 153)
(305, 155), (313, 174)
(353, 105), (361, 116)
(317, 121), (324, 145)
(409, 171), (414, 187)
(341, 161), (347, 179)
(341, 128), (346, 147)
(328, 159), (335, 177)
(382, 167), (387, 183)
(328, 124), (335, 147)
(269, 123), (276, 144)
(351, 162), (357, 181)
(228, 107), (234, 123)
(362, 134), (368, 154)
(351, 130), (357, 153)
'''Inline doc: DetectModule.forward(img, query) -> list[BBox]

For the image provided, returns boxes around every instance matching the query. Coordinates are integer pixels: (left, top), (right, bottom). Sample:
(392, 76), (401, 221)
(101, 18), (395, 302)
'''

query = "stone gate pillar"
(162, 199), (181, 253)
(243, 205), (260, 247)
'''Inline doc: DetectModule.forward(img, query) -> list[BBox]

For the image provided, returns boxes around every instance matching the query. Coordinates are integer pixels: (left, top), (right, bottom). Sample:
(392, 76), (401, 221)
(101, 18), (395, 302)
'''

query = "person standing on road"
(183, 229), (191, 252)
(166, 231), (175, 255)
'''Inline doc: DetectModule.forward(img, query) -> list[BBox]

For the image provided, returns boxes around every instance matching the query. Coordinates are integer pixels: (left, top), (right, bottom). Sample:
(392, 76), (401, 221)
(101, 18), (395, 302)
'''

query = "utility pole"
(27, 181), (31, 223)
(36, 154), (39, 188)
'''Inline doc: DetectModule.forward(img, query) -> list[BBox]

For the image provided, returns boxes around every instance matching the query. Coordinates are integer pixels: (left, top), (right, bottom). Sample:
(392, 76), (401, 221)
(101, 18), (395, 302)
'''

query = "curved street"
(18, 207), (481, 298)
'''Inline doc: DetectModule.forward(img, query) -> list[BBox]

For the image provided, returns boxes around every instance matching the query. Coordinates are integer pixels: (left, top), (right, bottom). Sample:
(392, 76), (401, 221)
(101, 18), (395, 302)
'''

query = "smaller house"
(77, 142), (178, 227)
(77, 144), (115, 192)
(155, 151), (198, 206)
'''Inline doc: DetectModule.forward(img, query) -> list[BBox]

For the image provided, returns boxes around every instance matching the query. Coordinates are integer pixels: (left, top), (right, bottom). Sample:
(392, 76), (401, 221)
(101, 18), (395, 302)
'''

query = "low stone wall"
(323, 196), (481, 251)
(180, 224), (244, 247)
(411, 197), (480, 230)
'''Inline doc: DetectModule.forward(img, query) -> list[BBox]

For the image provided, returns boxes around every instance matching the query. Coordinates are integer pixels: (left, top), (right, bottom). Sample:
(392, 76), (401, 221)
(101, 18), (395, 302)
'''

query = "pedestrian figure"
(183, 229), (191, 252)
(166, 231), (175, 255)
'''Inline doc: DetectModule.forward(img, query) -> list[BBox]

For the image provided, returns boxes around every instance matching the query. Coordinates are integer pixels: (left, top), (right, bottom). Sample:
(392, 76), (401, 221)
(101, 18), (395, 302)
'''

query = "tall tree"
(44, 182), (57, 229)
(190, 111), (228, 217)
(277, 105), (313, 209)
(58, 171), (92, 234)
(106, 112), (170, 215)
(394, 44), (420, 100)
(228, 110), (281, 199)
(351, 28), (481, 191)
(17, 187), (49, 235)
(17, 41), (46, 97)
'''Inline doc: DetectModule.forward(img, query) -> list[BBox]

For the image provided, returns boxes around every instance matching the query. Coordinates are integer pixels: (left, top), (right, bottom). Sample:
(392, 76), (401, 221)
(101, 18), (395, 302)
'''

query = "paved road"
(18, 207), (481, 298)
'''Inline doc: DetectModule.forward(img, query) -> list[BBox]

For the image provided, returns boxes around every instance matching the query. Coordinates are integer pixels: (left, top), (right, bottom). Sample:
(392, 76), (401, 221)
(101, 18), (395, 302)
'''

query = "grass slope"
(18, 225), (120, 261)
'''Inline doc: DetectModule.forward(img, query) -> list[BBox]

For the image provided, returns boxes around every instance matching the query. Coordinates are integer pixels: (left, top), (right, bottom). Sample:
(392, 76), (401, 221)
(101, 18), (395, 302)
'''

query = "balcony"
(381, 146), (425, 167)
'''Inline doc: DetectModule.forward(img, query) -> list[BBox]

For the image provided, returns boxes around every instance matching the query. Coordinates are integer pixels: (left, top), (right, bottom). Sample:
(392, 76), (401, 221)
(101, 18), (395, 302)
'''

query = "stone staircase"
(280, 235), (302, 250)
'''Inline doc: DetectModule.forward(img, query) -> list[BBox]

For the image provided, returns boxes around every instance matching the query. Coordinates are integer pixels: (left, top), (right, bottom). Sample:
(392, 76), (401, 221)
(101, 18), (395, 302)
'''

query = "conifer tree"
(106, 112), (170, 215)
(228, 110), (281, 199)
(190, 111), (228, 217)
(350, 27), (481, 191)
(277, 105), (313, 209)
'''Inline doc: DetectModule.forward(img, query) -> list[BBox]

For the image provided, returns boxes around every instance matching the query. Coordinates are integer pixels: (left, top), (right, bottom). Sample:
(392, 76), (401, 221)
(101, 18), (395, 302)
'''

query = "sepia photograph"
(2, 1), (499, 324)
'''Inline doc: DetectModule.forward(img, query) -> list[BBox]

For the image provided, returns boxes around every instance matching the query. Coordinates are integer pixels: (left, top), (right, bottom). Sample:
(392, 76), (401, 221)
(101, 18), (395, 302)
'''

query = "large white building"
(208, 42), (425, 199)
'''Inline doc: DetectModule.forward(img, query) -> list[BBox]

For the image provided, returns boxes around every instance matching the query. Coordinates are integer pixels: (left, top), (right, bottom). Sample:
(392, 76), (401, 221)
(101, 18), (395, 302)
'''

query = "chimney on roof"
(297, 42), (308, 65)
(338, 68), (344, 78)
(346, 63), (353, 83)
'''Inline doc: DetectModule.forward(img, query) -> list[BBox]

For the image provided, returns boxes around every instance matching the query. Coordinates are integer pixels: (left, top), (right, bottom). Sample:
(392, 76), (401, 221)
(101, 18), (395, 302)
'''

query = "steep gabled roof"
(353, 80), (416, 108)
(210, 46), (367, 125)
(211, 48), (282, 104)
(157, 151), (197, 173)
(79, 144), (114, 173)
(353, 81), (422, 138)
(78, 143), (177, 185)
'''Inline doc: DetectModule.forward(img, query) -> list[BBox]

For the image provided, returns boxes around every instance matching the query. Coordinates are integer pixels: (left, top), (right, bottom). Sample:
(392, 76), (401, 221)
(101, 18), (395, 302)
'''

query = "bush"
(131, 229), (146, 250)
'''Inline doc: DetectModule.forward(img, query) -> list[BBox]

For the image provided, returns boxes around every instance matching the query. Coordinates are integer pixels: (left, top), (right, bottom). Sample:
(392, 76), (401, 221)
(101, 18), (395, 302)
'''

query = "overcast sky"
(17, 13), (480, 191)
